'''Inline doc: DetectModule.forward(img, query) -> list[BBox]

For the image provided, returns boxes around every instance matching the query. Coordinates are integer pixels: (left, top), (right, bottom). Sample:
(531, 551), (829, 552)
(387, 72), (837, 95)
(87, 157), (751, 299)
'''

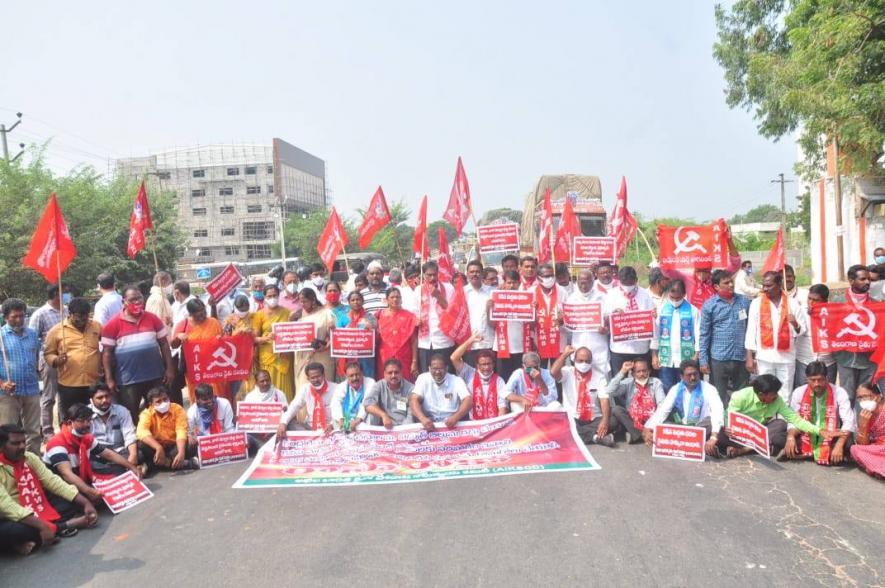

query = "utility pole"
(771, 172), (794, 234)
(1, 112), (25, 162)
(832, 134), (845, 281)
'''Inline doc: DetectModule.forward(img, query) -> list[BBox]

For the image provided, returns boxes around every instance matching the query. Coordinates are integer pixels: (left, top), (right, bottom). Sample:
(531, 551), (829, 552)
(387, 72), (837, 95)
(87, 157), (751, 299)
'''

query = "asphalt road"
(2, 443), (883, 587)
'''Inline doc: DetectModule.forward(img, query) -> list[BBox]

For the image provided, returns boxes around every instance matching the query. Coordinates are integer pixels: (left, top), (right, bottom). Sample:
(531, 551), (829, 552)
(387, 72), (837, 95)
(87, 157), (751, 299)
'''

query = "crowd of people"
(2, 251), (885, 556)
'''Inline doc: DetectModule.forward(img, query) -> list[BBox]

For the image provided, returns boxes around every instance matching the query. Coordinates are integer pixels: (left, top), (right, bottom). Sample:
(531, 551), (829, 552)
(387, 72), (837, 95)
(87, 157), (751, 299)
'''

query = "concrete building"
(116, 139), (326, 273)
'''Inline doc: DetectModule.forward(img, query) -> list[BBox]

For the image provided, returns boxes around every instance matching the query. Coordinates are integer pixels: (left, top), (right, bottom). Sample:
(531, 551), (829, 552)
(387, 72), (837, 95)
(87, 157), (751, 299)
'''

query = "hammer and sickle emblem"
(674, 227), (707, 255)
(836, 306), (878, 340)
(207, 342), (238, 370)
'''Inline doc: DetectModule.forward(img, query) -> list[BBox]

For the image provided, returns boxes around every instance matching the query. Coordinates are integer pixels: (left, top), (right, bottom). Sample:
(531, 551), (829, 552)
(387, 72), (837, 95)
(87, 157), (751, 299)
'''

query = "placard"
(204, 263), (243, 301)
(810, 302), (885, 354)
(476, 223), (520, 254)
(184, 333), (254, 384)
(272, 322), (316, 352)
(237, 402), (286, 433)
(93, 471), (154, 514)
(562, 302), (603, 332)
(330, 328), (376, 358)
(490, 290), (535, 322)
(572, 237), (616, 265)
(728, 412), (770, 459)
(197, 431), (249, 468)
(652, 424), (706, 462)
(609, 310), (655, 342)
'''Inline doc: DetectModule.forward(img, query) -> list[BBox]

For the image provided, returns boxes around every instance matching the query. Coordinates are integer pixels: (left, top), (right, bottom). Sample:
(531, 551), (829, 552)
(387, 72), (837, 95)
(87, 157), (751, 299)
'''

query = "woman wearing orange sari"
(170, 298), (225, 404)
(375, 288), (418, 381)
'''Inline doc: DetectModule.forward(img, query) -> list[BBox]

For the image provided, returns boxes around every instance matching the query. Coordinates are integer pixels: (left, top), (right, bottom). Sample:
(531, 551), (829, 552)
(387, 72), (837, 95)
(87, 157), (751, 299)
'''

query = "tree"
(280, 207), (357, 267)
(0, 152), (185, 304)
(427, 220), (458, 251)
(478, 207), (522, 225)
(714, 1), (885, 178)
(729, 204), (783, 225)
(352, 199), (414, 265)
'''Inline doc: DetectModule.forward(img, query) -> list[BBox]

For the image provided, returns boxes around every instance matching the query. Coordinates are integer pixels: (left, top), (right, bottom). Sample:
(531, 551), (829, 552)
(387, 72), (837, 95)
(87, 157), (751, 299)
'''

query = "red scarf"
(575, 369), (595, 421)
(534, 286), (560, 359)
(60, 424), (95, 484)
(760, 293), (791, 350)
(628, 380), (657, 430)
(495, 310), (534, 359)
(419, 284), (443, 339)
(520, 277), (536, 290)
(0, 454), (61, 532)
(523, 372), (539, 406)
(689, 280), (715, 309)
(798, 384), (837, 464)
(848, 289), (870, 306)
(471, 370), (498, 420)
(621, 286), (639, 311)
(310, 381), (329, 431)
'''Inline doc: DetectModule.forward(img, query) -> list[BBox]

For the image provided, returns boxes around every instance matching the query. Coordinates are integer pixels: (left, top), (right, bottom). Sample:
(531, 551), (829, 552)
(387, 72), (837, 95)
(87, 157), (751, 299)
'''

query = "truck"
(519, 174), (608, 254)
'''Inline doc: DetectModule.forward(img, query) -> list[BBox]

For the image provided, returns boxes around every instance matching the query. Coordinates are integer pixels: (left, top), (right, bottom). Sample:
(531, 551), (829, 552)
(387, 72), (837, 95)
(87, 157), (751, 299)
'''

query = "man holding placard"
(331, 361), (375, 433)
(565, 269), (610, 377)
(551, 346), (615, 447)
(277, 362), (335, 435)
(605, 266), (656, 375)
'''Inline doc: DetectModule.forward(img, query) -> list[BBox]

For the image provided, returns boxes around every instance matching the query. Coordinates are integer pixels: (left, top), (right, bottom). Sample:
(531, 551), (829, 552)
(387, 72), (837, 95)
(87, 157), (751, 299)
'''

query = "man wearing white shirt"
(491, 271), (530, 381)
(277, 362), (335, 436)
(518, 256), (538, 290)
(452, 335), (507, 420)
(605, 266), (656, 375)
(330, 361), (375, 432)
(555, 262), (575, 297)
(651, 279), (701, 393)
(534, 263), (569, 368)
(592, 261), (617, 297)
(642, 360), (723, 457)
(410, 354), (472, 430)
(551, 346), (614, 447)
(463, 260), (494, 367)
(566, 269), (611, 377)
(416, 262), (456, 372)
(645, 267), (671, 311)
(504, 352), (559, 412)
(745, 271), (805, 401)
(733, 260), (760, 298)
(185, 385), (235, 441)
(170, 281), (195, 328)
(93, 273), (123, 327)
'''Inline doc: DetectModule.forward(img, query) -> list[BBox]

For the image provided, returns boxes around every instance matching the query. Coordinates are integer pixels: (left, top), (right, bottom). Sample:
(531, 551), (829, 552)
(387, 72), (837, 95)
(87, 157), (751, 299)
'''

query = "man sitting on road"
(242, 370), (287, 453)
(331, 361), (376, 432)
(186, 385), (236, 452)
(364, 359), (415, 428)
(410, 353), (472, 431)
(551, 346), (615, 447)
(89, 383), (139, 476)
(504, 351), (559, 413)
(136, 387), (196, 473)
(452, 333), (507, 420)
(606, 359), (666, 444)
(277, 362), (335, 437)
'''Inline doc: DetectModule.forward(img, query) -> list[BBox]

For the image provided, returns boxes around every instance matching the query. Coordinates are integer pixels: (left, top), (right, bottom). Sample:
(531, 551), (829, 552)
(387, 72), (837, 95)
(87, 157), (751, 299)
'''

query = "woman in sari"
(851, 381), (885, 479)
(253, 284), (295, 401)
(335, 289), (378, 379)
(375, 288), (418, 382)
(170, 298), (225, 404)
(325, 281), (349, 325)
(292, 288), (336, 390)
(222, 294), (256, 401)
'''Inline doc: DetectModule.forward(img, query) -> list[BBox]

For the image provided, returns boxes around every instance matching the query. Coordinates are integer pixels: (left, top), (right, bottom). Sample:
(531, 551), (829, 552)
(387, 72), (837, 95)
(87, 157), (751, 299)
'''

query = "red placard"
(197, 431), (249, 468)
(330, 328), (376, 358)
(652, 424), (706, 462)
(562, 302), (603, 332)
(657, 220), (729, 270)
(272, 322), (316, 352)
(810, 302), (885, 354)
(93, 471), (154, 514)
(236, 402), (285, 433)
(184, 333), (254, 384)
(490, 290), (535, 322)
(728, 412), (770, 459)
(204, 263), (244, 301)
(476, 223), (520, 254)
(572, 237), (615, 266)
(609, 310), (655, 342)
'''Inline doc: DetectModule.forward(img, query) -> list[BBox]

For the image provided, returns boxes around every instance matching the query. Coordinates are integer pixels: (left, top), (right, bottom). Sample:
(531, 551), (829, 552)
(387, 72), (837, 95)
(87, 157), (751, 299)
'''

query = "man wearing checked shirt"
(699, 270), (752, 405)
(0, 299), (42, 454)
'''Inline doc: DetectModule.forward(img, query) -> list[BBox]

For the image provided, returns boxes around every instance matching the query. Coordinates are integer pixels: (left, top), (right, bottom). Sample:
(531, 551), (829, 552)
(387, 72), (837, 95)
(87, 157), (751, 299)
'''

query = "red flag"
(762, 227), (785, 274)
(439, 277), (472, 344)
(657, 220), (730, 270)
(317, 207), (349, 272)
(413, 195), (429, 262)
(437, 228), (454, 282)
(554, 195), (579, 262)
(184, 333), (254, 384)
(23, 193), (77, 283)
(608, 176), (638, 259)
(810, 302), (885, 354)
(357, 185), (391, 249)
(871, 345), (885, 384)
(538, 187), (554, 264)
(443, 156), (472, 236)
(127, 181), (154, 258)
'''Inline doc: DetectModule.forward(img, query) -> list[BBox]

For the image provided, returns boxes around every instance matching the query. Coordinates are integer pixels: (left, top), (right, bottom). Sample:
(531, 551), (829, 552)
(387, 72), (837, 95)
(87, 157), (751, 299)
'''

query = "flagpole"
(470, 211), (483, 266)
(339, 240), (351, 274)
(150, 229), (160, 274)
(56, 251), (66, 348)
(0, 325), (10, 385)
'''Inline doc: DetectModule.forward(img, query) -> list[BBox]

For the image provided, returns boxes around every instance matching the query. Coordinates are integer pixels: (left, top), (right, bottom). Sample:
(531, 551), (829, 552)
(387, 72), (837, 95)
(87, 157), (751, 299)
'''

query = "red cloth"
(357, 186), (391, 249)
(798, 385), (837, 464)
(377, 309), (417, 380)
(310, 381), (329, 431)
(471, 370), (498, 420)
(317, 207), (348, 272)
(0, 454), (60, 532)
(413, 196), (429, 262)
(575, 370), (595, 422)
(23, 192), (77, 283)
(760, 293), (791, 351)
(608, 176), (638, 260)
(127, 181), (154, 258)
(851, 407), (885, 477)
(443, 156), (472, 236)
(534, 286), (560, 359)
(51, 424), (95, 484)
(628, 381), (657, 430)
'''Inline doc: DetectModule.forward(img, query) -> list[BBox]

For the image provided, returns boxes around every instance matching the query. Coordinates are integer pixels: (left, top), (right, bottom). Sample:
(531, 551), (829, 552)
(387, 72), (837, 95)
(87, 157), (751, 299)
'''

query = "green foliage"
(714, 0), (885, 179)
(427, 220), (458, 251)
(352, 199), (414, 266)
(729, 204), (783, 224)
(794, 190), (811, 234)
(0, 152), (185, 304)
(478, 207), (522, 225)
(280, 207), (357, 267)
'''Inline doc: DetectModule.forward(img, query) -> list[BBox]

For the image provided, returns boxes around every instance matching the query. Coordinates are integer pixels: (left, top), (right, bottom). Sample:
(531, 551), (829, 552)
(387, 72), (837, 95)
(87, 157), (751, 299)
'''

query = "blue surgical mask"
(744, 267), (752, 274)
(62, 292), (72, 305)
(253, 291), (265, 301)
(876, 256), (885, 265)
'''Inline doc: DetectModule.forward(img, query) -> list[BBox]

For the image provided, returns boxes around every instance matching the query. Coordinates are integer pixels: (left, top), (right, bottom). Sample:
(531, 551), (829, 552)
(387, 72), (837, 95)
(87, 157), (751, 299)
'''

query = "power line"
(1, 111), (25, 162)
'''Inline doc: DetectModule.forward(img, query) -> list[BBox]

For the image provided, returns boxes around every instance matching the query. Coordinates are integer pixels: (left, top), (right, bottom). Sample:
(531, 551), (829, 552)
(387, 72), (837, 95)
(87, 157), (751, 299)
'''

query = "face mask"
(253, 291), (265, 301)
(574, 362), (592, 374)
(718, 289), (734, 300)
(235, 309), (249, 318)
(285, 283), (297, 294)
(71, 427), (86, 438)
(859, 400), (878, 411)
(326, 292), (341, 305)
(91, 405), (110, 416)
(312, 277), (325, 288)
(155, 401), (170, 414)
(198, 402), (215, 413)
(745, 267), (753, 274)
(540, 276), (556, 289)
(876, 256), (885, 265)
(265, 297), (279, 308)
(126, 301), (144, 316)
(624, 285), (638, 295)
(310, 381), (325, 390)
(62, 293), (72, 305)
(670, 297), (684, 306)
(634, 377), (649, 386)
(163, 284), (174, 296)
(479, 372), (493, 382)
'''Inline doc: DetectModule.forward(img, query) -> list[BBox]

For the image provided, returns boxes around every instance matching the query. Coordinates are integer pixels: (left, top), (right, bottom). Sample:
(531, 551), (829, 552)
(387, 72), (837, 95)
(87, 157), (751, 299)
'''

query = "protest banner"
(810, 302), (885, 354)
(237, 402), (286, 433)
(233, 409), (600, 488)
(728, 412), (770, 459)
(572, 237), (616, 266)
(562, 302), (603, 332)
(93, 471), (154, 514)
(204, 263), (244, 301)
(198, 432), (249, 468)
(330, 328), (376, 358)
(490, 290), (535, 322)
(609, 310), (655, 342)
(477, 223), (520, 254)
(184, 333), (254, 384)
(272, 322), (316, 353)
(652, 424), (706, 462)
(657, 220), (729, 270)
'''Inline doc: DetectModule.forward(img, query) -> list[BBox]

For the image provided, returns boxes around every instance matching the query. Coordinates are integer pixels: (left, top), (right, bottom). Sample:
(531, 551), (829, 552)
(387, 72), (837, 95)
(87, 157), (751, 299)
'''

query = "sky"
(1, 1), (800, 224)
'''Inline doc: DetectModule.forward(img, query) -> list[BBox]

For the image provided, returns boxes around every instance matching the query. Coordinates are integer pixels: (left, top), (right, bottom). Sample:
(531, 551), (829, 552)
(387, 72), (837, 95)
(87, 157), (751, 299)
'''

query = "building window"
(193, 229), (208, 238)
(245, 244), (272, 260)
(267, 184), (274, 194)
(225, 246), (241, 256)
(193, 169), (205, 178)
(197, 249), (212, 258)
(221, 228), (235, 237)
(218, 187), (233, 196)
(266, 166), (273, 174)
(220, 206), (235, 214)
(157, 171), (171, 180)
(227, 167), (240, 176)
(242, 221), (274, 241)
(245, 166), (257, 175)
(246, 186), (261, 195)
(192, 208), (207, 216)
(246, 204), (263, 213)
(191, 189), (205, 198)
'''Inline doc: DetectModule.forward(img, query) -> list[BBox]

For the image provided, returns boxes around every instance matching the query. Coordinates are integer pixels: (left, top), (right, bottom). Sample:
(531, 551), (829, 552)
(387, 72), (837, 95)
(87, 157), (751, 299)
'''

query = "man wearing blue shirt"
(699, 270), (752, 404)
(0, 299), (42, 454)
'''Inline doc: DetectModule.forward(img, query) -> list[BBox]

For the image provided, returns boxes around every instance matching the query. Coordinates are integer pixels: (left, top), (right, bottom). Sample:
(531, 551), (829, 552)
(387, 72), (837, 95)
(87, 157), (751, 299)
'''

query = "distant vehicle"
(520, 175), (608, 253)
(332, 252), (389, 273)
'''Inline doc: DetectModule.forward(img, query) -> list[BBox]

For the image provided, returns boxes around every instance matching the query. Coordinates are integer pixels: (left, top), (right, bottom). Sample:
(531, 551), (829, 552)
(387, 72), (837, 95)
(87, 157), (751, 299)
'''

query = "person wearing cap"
(361, 261), (389, 315)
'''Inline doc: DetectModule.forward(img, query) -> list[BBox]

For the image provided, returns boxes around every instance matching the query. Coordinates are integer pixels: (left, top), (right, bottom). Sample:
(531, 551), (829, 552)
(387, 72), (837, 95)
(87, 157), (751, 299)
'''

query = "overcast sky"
(2, 1), (798, 224)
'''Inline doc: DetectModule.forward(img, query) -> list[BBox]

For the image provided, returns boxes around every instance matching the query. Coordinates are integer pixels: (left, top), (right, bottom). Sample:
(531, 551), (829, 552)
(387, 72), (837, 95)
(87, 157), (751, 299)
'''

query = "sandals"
(57, 527), (79, 538)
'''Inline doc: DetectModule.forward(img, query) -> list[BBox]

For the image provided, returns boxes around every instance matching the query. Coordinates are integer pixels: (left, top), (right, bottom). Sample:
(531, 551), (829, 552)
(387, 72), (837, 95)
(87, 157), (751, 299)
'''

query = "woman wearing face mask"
(222, 295), (256, 400)
(325, 282), (349, 324)
(170, 298), (225, 404)
(376, 288), (419, 382)
(145, 271), (174, 329)
(253, 284), (295, 401)
(334, 289), (377, 379)
(291, 288), (335, 389)
(850, 381), (885, 478)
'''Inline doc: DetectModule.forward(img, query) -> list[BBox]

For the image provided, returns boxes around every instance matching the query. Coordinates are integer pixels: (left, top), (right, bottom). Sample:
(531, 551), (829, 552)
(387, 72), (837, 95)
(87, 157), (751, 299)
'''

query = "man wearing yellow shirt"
(136, 387), (197, 474)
